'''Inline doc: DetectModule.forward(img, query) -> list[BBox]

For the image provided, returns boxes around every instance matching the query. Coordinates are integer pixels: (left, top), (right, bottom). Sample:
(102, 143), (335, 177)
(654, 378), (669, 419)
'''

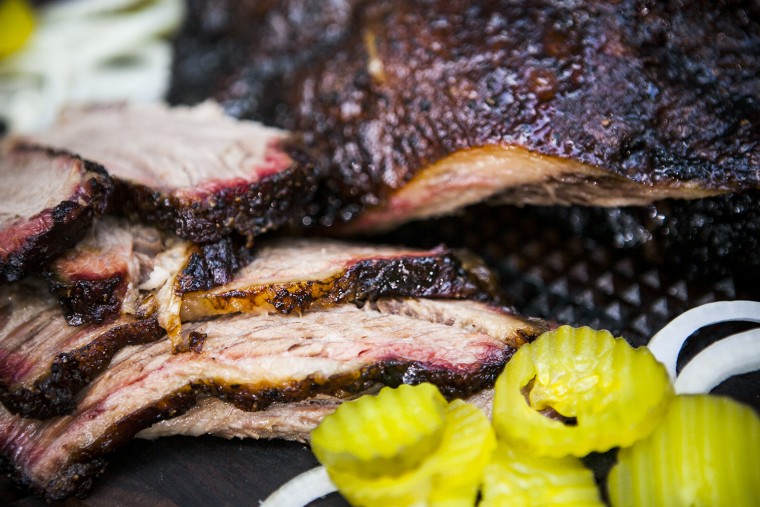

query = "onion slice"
(260, 466), (337, 507)
(647, 300), (760, 381)
(674, 328), (760, 394)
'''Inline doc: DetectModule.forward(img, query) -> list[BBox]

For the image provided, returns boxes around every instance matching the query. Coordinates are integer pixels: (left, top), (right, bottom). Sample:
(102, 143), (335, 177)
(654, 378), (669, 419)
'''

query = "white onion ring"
(647, 300), (760, 382)
(674, 328), (760, 394)
(259, 466), (337, 507)
(0, 0), (183, 132)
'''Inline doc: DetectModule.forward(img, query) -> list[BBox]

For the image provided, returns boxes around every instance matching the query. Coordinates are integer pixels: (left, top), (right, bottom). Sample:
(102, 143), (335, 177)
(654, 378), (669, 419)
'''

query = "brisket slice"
(44, 218), (174, 325)
(0, 144), (111, 283)
(171, 0), (759, 231)
(0, 298), (545, 501)
(137, 388), (495, 442)
(0, 233), (252, 416)
(176, 237), (497, 334)
(162, 237), (494, 351)
(0, 282), (163, 419)
(45, 217), (252, 326)
(18, 102), (315, 243)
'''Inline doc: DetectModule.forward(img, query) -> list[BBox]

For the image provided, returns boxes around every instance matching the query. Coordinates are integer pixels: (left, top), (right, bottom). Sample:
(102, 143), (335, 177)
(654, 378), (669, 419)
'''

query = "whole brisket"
(170, 0), (759, 232)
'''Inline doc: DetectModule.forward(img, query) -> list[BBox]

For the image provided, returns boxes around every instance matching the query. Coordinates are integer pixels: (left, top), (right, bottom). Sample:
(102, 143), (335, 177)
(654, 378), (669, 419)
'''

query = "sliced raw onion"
(674, 328), (760, 394)
(260, 466), (337, 507)
(0, 0), (183, 132)
(647, 300), (760, 381)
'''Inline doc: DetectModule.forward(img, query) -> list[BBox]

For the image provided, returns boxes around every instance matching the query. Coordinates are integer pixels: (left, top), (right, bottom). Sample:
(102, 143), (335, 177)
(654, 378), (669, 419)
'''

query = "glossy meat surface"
(171, 0), (759, 229)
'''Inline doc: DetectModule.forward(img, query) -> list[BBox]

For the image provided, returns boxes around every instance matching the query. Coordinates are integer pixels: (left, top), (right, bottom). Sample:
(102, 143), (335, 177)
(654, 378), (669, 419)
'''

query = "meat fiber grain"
(0, 144), (111, 283)
(0, 299), (545, 500)
(18, 102), (316, 242)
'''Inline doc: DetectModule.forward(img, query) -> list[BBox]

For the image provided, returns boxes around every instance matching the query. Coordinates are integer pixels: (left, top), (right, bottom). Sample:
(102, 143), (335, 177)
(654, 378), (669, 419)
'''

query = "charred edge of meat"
(26, 352), (512, 500)
(260, 0), (759, 225)
(0, 318), (164, 419)
(0, 453), (107, 503)
(177, 236), (254, 293)
(0, 145), (112, 284)
(193, 251), (498, 318)
(111, 160), (317, 244)
(43, 273), (126, 326)
(338, 251), (498, 302)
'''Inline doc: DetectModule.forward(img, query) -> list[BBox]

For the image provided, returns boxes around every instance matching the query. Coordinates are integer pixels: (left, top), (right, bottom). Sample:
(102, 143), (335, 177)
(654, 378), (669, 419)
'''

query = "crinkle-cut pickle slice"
(311, 383), (447, 478)
(312, 384), (495, 507)
(480, 442), (603, 507)
(609, 394), (760, 507)
(493, 326), (674, 458)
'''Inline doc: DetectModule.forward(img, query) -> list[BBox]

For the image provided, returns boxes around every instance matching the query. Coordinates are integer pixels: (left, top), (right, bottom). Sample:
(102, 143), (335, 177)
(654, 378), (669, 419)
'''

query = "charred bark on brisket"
(44, 219), (253, 326)
(107, 161), (316, 243)
(0, 283), (165, 418)
(0, 145), (112, 284)
(17, 103), (317, 243)
(176, 236), (254, 294)
(178, 238), (498, 324)
(170, 0), (759, 229)
(1, 318), (164, 419)
(0, 299), (545, 500)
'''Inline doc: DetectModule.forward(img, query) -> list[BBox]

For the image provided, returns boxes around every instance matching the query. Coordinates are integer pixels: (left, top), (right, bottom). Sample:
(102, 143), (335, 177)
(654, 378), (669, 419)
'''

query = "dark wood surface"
(0, 437), (350, 506)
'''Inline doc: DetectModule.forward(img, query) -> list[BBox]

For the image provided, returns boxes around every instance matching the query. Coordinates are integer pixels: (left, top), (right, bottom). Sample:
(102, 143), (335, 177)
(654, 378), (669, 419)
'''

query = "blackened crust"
(0, 318), (164, 419)
(45, 273), (126, 326)
(184, 249), (498, 319)
(14, 350), (513, 501)
(335, 251), (496, 303)
(0, 145), (112, 283)
(288, 0), (760, 223)
(177, 236), (253, 293)
(111, 160), (316, 243)
(174, 0), (760, 224)
(45, 233), (252, 326)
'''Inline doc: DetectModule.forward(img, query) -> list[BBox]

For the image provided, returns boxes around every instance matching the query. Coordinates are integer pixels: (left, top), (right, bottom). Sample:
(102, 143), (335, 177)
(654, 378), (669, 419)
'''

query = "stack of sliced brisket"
(170, 0), (760, 276)
(0, 102), (546, 500)
(2, 0), (759, 500)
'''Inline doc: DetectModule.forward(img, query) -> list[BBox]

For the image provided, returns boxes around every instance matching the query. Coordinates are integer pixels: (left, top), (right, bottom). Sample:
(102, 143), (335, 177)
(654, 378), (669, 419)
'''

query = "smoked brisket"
(0, 144), (111, 284)
(0, 236), (499, 412)
(18, 102), (315, 243)
(45, 218), (252, 326)
(0, 298), (545, 500)
(170, 0), (759, 231)
(178, 238), (496, 322)
(161, 237), (497, 350)
(0, 282), (163, 419)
